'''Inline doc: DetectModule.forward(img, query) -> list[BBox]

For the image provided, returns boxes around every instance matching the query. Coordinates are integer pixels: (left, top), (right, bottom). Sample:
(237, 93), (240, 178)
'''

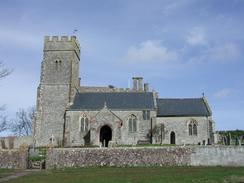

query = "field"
(1, 167), (244, 183)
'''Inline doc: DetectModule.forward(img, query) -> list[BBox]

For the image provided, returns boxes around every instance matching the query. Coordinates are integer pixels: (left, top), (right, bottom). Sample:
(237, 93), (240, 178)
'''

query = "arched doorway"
(170, 131), (176, 144)
(100, 125), (112, 147)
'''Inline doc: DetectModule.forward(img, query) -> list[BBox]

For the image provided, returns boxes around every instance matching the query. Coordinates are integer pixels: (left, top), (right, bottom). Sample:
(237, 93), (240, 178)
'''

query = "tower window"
(188, 119), (198, 136)
(128, 114), (137, 132)
(80, 115), (89, 132)
(55, 60), (58, 71)
(55, 60), (62, 71)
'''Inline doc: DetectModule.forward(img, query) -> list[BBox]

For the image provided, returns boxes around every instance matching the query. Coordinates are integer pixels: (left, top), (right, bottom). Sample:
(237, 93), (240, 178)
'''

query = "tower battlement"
(44, 35), (80, 57)
(44, 35), (79, 42)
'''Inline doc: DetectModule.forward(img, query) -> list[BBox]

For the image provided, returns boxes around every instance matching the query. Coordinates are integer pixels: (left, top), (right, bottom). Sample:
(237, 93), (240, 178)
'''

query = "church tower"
(33, 36), (80, 147)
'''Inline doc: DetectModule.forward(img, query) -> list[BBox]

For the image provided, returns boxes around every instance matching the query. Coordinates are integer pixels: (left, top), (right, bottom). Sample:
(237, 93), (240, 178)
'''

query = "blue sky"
(0, 0), (244, 133)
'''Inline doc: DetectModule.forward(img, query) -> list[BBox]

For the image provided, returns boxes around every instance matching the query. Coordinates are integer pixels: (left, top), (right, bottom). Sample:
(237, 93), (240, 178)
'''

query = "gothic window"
(193, 124), (197, 135)
(128, 114), (137, 132)
(188, 123), (193, 136)
(80, 115), (89, 132)
(143, 110), (150, 120)
(188, 119), (198, 136)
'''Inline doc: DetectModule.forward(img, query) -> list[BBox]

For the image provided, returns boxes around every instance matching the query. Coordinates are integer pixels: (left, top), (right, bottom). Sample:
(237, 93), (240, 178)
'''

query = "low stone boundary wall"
(0, 136), (33, 149)
(46, 147), (193, 169)
(0, 148), (28, 169)
(46, 146), (244, 169)
(190, 146), (244, 166)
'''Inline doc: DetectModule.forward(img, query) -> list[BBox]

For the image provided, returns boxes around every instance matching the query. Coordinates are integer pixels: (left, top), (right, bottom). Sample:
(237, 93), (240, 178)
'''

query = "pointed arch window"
(128, 114), (137, 132)
(188, 123), (193, 136)
(193, 124), (197, 135)
(188, 119), (198, 136)
(80, 114), (89, 132)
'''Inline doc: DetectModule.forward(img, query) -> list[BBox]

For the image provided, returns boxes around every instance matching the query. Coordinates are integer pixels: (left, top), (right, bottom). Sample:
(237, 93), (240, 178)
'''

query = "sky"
(0, 0), (244, 134)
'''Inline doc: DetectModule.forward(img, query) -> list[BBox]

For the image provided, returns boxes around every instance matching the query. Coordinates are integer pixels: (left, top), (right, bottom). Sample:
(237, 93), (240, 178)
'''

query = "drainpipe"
(62, 111), (66, 147)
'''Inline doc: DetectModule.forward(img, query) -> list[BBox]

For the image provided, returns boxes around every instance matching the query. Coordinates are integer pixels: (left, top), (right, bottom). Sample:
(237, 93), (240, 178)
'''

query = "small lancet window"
(55, 60), (58, 71)
(128, 114), (137, 132)
(55, 60), (62, 71)
(193, 124), (197, 135)
(80, 115), (89, 132)
(189, 123), (193, 136)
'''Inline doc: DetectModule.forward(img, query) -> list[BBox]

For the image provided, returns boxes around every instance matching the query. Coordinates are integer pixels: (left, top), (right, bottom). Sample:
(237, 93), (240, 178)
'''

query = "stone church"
(33, 36), (215, 147)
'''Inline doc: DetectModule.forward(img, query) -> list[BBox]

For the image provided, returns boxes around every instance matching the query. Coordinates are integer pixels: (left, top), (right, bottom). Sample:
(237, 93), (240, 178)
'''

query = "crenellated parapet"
(44, 36), (80, 58)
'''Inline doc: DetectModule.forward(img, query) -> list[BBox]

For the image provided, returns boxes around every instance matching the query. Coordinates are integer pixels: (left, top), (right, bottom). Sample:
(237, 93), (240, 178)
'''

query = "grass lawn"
(4, 167), (244, 183)
(0, 169), (16, 178)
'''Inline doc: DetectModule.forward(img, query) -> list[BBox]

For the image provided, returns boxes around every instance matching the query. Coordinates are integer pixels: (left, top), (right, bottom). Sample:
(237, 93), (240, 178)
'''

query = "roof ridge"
(157, 98), (202, 100)
(77, 92), (153, 94)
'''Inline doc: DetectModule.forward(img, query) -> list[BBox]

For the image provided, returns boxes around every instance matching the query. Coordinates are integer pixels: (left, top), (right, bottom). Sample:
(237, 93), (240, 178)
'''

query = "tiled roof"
(157, 98), (211, 117)
(69, 92), (155, 110)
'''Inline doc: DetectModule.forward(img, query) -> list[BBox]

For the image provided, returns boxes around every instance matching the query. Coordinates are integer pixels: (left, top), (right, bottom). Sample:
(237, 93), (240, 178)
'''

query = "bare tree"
(0, 106), (7, 133)
(10, 106), (34, 136)
(0, 62), (11, 133)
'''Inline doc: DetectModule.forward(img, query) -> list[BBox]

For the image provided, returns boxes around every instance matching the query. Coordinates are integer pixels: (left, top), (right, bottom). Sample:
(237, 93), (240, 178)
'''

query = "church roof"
(156, 98), (211, 117)
(69, 92), (155, 110)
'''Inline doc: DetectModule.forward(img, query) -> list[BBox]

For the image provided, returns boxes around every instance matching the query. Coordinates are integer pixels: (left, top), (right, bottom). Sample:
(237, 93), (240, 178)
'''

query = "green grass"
(0, 169), (15, 178)
(28, 155), (45, 162)
(3, 167), (244, 183)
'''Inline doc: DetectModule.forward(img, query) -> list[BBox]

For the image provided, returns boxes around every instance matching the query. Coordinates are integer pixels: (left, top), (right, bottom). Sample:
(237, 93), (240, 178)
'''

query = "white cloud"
(208, 43), (240, 61)
(187, 42), (240, 64)
(214, 89), (232, 98)
(186, 27), (207, 46)
(124, 40), (178, 63)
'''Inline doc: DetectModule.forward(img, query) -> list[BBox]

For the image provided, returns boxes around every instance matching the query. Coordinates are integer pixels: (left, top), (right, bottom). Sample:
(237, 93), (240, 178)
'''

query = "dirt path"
(0, 170), (40, 182)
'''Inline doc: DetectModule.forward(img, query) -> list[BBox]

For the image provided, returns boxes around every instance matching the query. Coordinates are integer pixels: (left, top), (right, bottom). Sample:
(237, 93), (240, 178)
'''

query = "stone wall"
(14, 136), (33, 148)
(156, 116), (212, 145)
(0, 136), (32, 149)
(0, 148), (28, 169)
(46, 147), (192, 169)
(65, 109), (156, 146)
(190, 146), (244, 166)
(46, 146), (244, 169)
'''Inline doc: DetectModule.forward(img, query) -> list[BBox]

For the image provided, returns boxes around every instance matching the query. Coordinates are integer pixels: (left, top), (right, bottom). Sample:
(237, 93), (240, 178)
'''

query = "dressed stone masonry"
(33, 36), (215, 147)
